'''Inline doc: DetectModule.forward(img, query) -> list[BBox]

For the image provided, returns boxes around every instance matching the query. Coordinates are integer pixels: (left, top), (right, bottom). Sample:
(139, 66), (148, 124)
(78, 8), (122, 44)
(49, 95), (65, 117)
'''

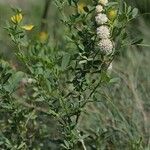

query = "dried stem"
(40, 0), (51, 32)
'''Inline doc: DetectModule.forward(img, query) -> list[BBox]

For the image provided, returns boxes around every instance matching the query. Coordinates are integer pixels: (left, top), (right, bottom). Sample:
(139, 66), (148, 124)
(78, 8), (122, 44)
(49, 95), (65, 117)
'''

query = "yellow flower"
(107, 9), (118, 21)
(21, 25), (34, 31)
(39, 32), (48, 43)
(77, 2), (86, 13)
(11, 13), (23, 24)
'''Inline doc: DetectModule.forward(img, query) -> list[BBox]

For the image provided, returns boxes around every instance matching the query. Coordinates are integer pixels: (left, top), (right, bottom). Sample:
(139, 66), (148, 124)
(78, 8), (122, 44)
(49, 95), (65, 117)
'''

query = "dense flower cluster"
(99, 0), (108, 6)
(95, 5), (103, 13)
(95, 0), (113, 54)
(95, 13), (108, 25)
(97, 25), (110, 39)
(98, 39), (113, 53)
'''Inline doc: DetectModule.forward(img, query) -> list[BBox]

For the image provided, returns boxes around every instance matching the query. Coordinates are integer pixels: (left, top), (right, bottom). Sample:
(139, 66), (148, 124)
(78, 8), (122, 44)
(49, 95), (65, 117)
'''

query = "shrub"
(0, 0), (146, 149)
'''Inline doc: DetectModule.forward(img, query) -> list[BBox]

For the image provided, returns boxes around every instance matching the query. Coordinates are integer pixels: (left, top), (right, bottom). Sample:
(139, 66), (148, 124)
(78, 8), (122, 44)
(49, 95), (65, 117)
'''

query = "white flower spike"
(96, 25), (110, 39)
(95, 13), (108, 25)
(98, 39), (113, 54)
(98, 0), (108, 6)
(95, 5), (103, 13)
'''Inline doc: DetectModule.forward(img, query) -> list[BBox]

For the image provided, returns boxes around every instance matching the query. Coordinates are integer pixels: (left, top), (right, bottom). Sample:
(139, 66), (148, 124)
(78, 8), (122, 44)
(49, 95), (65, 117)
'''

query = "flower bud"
(95, 5), (103, 13)
(98, 0), (108, 6)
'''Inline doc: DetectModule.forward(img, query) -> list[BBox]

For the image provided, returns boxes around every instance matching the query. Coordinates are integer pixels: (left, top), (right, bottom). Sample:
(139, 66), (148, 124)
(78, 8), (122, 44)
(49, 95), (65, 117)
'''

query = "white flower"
(28, 78), (36, 84)
(98, 39), (113, 53)
(97, 25), (110, 39)
(98, 0), (108, 6)
(22, 78), (36, 84)
(95, 5), (103, 13)
(95, 13), (108, 25)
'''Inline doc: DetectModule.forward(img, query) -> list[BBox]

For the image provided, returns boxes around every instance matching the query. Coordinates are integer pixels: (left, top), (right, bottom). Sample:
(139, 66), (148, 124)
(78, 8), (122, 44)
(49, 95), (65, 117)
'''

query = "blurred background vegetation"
(0, 0), (149, 149)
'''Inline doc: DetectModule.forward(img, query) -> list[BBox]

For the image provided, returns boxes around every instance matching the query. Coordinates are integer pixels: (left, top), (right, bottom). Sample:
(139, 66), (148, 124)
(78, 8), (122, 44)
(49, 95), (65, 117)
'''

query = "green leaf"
(68, 0), (72, 5)
(1, 73), (12, 84)
(132, 8), (138, 18)
(79, 60), (87, 65)
(131, 38), (143, 45)
(101, 72), (110, 83)
(109, 77), (120, 83)
(83, 6), (89, 13)
(17, 142), (26, 149)
(4, 71), (24, 93)
(61, 53), (70, 70)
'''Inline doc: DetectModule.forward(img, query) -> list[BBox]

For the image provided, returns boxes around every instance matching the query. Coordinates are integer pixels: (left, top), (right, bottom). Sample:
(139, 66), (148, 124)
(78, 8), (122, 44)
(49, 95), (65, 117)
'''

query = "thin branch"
(80, 139), (87, 150)
(40, 0), (51, 32)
